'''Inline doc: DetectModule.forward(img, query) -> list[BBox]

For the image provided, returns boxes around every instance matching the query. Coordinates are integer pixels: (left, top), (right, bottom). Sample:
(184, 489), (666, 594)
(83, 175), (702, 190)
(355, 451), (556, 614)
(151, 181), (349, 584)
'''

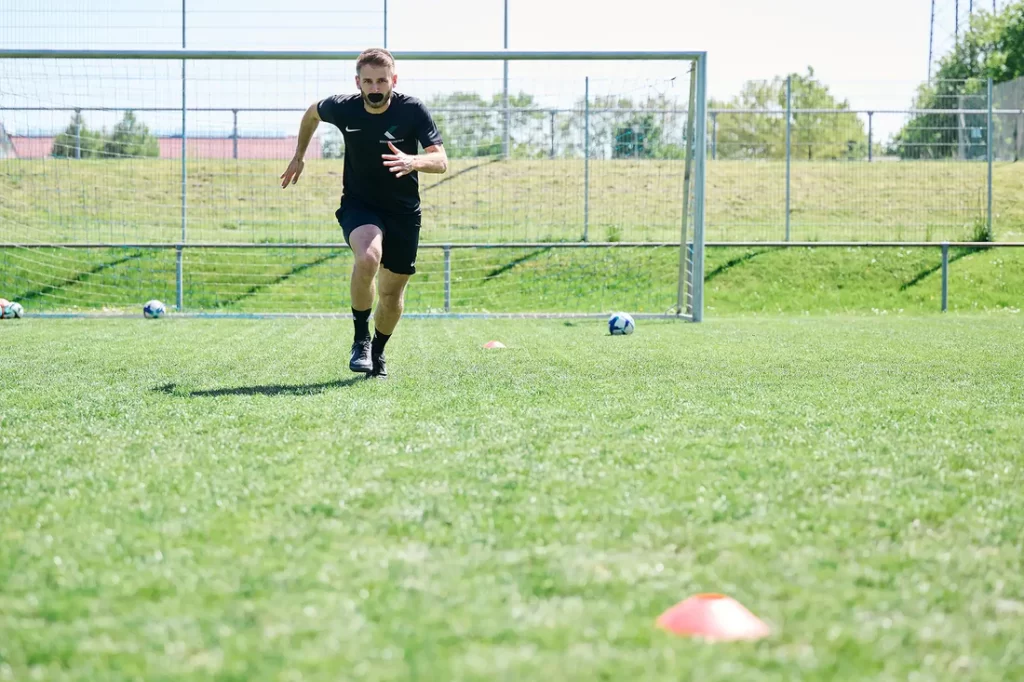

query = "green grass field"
(3, 244), (1023, 315)
(2, 315), (1023, 681)
(4, 158), (1024, 244)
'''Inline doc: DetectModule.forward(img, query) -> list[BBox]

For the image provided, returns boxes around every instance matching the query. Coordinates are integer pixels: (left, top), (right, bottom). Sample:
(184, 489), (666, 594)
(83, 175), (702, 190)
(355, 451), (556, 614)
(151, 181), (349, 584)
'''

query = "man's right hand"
(280, 156), (305, 189)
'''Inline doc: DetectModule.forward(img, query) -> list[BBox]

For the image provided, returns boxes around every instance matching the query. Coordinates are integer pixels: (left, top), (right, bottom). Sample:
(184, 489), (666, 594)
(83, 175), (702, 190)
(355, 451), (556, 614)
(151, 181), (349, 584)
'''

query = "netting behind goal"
(0, 52), (707, 319)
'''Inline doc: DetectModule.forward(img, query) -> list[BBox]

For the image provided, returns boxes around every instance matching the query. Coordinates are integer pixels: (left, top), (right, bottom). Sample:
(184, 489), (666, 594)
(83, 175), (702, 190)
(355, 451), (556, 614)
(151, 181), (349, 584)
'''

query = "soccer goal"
(0, 50), (708, 321)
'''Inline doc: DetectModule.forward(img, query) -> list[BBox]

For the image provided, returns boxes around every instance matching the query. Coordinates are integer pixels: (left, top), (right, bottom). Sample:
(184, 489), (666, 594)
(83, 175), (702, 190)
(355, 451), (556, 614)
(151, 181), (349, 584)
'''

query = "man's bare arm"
(382, 142), (448, 179)
(413, 144), (449, 174)
(280, 103), (321, 189)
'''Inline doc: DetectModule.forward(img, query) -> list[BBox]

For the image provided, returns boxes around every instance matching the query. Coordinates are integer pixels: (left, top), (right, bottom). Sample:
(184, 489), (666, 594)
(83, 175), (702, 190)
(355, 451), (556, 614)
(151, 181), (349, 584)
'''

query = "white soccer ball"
(608, 312), (635, 335)
(143, 299), (167, 319)
(2, 301), (23, 319)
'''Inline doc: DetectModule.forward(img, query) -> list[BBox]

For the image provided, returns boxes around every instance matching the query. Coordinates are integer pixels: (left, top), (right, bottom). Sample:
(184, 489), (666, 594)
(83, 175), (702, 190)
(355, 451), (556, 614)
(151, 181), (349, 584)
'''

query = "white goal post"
(0, 49), (708, 321)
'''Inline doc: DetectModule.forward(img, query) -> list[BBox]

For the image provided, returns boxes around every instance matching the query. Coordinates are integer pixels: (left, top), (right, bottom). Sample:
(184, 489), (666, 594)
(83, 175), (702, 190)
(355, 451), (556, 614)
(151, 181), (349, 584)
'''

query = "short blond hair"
(356, 48), (395, 74)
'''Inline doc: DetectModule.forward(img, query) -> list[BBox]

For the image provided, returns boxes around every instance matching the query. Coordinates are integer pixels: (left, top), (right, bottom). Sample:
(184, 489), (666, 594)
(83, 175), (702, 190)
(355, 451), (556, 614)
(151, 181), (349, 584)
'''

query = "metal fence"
(0, 50), (709, 319)
(4, 51), (1024, 317)
(4, 71), (1022, 247)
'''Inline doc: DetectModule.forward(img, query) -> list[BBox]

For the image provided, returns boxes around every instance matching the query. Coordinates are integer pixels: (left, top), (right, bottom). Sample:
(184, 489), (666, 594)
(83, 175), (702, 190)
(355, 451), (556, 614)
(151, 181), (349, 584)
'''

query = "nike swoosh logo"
(345, 126), (361, 132)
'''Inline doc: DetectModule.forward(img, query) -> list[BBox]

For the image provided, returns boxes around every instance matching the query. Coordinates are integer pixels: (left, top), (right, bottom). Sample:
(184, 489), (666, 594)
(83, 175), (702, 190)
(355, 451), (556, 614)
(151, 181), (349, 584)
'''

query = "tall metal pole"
(691, 54), (708, 323)
(987, 77), (994, 237)
(785, 75), (792, 242)
(711, 112), (717, 160)
(177, 0), (186, 311)
(74, 107), (81, 159)
(941, 242), (949, 312)
(677, 62), (698, 316)
(868, 111), (874, 161)
(443, 245), (451, 312)
(929, 0), (936, 81)
(383, 0), (388, 48)
(583, 76), (590, 242)
(549, 109), (555, 158)
(502, 0), (510, 159)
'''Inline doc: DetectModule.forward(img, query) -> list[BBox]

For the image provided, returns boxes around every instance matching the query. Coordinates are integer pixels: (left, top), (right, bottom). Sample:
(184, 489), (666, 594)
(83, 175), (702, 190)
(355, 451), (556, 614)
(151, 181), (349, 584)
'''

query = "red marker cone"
(482, 340), (506, 349)
(656, 593), (770, 641)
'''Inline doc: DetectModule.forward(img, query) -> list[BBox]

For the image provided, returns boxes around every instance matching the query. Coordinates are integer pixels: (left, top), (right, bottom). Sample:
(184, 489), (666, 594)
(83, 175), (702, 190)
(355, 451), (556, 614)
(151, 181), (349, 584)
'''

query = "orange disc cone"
(656, 593), (770, 641)
(482, 340), (506, 349)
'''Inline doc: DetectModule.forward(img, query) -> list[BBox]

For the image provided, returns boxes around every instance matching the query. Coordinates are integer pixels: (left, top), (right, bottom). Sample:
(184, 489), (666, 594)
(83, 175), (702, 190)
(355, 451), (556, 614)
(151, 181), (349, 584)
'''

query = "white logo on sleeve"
(345, 126), (361, 132)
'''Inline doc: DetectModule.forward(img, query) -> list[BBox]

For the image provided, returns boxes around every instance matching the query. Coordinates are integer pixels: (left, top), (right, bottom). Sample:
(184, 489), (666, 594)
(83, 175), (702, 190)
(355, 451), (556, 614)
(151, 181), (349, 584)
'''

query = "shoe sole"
(350, 363), (373, 373)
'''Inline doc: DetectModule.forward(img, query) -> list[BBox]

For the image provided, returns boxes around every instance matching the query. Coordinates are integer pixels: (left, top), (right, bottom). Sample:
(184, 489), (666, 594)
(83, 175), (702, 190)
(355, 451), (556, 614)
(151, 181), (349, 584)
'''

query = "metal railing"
(1, 240), (1018, 314)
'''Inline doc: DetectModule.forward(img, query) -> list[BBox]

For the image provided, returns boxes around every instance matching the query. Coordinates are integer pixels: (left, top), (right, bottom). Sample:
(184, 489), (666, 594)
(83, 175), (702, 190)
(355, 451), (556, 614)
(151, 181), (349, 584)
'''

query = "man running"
(280, 47), (448, 379)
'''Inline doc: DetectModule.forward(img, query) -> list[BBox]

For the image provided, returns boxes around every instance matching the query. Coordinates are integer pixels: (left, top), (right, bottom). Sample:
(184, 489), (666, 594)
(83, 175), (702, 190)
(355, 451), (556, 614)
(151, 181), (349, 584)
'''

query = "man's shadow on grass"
(153, 377), (365, 398)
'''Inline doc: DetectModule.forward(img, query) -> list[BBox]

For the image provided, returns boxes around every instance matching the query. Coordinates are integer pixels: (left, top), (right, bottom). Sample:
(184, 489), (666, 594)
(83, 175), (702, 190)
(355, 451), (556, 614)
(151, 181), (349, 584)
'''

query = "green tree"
(427, 91), (549, 158)
(102, 110), (158, 159)
(428, 92), (501, 158)
(612, 95), (685, 159)
(491, 91), (549, 158)
(892, 1), (1024, 159)
(711, 67), (866, 160)
(558, 95), (632, 159)
(51, 111), (104, 159)
(560, 94), (685, 160)
(320, 126), (344, 159)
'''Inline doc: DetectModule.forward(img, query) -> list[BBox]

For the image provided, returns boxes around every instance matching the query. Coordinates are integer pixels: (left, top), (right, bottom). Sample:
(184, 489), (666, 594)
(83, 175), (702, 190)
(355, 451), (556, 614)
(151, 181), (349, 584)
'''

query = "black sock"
(352, 308), (371, 341)
(372, 331), (391, 355)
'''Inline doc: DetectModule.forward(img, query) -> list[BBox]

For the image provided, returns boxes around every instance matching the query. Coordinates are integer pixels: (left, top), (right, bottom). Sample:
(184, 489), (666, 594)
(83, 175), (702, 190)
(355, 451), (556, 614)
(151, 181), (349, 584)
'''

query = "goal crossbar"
(0, 49), (706, 61)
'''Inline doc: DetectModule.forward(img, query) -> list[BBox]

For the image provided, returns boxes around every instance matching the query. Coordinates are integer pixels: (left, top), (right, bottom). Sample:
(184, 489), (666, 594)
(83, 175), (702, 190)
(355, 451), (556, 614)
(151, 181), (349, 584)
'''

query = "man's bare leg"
(348, 224), (383, 373)
(367, 268), (410, 379)
(374, 268), (410, 335)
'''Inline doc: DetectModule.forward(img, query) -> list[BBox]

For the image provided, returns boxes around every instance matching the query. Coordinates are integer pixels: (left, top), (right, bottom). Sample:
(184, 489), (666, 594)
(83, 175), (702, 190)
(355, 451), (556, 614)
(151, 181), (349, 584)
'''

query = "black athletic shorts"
(335, 195), (421, 275)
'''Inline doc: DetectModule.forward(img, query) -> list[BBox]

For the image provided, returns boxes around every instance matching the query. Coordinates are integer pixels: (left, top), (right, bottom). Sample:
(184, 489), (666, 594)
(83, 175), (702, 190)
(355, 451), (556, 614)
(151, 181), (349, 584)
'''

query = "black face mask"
(367, 92), (386, 105)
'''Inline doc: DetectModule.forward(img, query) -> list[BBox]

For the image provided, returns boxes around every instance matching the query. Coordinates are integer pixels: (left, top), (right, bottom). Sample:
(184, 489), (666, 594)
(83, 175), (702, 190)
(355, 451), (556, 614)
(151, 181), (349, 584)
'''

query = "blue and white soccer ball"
(1, 301), (23, 319)
(143, 299), (167, 319)
(608, 311), (635, 335)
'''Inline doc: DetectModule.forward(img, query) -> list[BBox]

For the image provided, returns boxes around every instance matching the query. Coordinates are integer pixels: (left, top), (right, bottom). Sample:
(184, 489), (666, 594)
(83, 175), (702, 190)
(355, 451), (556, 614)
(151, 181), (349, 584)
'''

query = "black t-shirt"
(317, 92), (443, 214)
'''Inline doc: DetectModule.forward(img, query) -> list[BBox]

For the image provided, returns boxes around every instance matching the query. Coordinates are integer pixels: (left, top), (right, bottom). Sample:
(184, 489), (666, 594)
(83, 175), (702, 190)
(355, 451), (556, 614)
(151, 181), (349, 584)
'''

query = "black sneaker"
(368, 351), (388, 380)
(349, 338), (372, 373)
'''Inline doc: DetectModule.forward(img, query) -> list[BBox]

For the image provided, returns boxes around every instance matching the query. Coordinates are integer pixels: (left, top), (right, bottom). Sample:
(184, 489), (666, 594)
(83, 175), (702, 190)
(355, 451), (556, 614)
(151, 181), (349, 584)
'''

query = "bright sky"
(0, 0), (1004, 140)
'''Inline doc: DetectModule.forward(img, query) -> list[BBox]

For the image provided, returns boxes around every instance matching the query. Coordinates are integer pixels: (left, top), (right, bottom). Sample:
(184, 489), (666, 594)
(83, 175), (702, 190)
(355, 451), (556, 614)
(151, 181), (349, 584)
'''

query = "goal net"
(0, 51), (707, 320)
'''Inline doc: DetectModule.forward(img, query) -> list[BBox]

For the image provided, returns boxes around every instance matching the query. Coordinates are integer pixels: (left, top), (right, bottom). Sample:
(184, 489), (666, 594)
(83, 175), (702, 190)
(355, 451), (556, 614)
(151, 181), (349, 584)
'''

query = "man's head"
(355, 48), (397, 111)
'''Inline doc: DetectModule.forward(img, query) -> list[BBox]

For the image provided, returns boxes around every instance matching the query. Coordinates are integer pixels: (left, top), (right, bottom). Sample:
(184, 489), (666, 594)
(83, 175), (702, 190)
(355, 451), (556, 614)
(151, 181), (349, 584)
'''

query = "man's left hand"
(382, 142), (415, 178)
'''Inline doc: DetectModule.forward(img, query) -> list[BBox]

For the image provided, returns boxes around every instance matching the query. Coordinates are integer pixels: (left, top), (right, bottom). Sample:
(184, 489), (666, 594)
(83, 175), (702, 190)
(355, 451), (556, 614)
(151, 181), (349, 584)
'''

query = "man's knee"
(354, 245), (382, 273)
(378, 288), (405, 310)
